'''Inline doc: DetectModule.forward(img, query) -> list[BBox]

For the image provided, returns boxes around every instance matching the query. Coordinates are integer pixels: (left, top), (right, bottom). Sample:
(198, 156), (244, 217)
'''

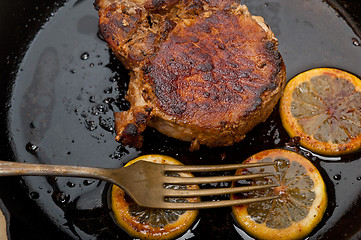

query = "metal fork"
(0, 160), (278, 209)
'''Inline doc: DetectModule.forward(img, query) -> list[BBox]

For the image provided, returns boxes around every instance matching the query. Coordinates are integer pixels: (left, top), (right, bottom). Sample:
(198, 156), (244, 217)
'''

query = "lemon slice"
(231, 149), (327, 240)
(279, 68), (361, 155)
(111, 154), (199, 240)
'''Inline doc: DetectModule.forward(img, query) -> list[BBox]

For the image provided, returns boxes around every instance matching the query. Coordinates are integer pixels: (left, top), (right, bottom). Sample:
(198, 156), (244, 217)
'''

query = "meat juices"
(96, 0), (286, 150)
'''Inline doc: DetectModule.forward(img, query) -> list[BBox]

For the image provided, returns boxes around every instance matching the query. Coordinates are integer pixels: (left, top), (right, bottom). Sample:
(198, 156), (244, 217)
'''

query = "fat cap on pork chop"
(95, 0), (286, 151)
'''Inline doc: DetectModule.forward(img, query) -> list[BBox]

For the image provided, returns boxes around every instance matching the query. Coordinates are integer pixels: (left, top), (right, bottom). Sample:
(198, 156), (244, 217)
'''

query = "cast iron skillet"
(0, 0), (361, 239)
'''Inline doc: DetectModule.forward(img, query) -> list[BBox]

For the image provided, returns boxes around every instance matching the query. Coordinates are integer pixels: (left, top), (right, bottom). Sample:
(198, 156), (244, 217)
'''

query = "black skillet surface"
(0, 0), (360, 239)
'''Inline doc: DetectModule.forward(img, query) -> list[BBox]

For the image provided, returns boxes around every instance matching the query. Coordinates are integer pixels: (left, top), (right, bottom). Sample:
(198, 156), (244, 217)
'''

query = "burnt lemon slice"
(231, 149), (327, 240)
(111, 154), (199, 240)
(280, 68), (361, 155)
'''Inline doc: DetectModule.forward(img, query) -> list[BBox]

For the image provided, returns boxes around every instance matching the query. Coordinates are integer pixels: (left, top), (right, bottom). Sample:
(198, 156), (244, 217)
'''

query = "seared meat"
(96, 0), (286, 150)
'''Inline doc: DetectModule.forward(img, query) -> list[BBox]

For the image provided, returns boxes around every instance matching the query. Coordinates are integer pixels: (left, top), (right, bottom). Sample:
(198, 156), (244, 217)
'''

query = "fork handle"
(0, 160), (111, 182)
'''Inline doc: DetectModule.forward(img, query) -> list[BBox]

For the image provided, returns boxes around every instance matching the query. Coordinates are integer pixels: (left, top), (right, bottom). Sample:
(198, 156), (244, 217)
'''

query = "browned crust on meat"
(96, 0), (286, 150)
(143, 10), (284, 128)
(96, 0), (243, 69)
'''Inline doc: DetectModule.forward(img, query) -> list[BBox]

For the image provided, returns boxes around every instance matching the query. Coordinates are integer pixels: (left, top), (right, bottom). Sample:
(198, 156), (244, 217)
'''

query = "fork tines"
(160, 161), (278, 209)
(164, 183), (279, 197)
(160, 196), (279, 209)
(163, 161), (276, 172)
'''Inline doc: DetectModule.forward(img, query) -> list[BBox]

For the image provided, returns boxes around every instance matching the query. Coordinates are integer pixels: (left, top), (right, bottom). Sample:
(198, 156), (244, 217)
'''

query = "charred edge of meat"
(144, 0), (240, 12)
(99, 4), (142, 46)
(241, 57), (286, 118)
(94, 1), (100, 11)
(114, 107), (153, 148)
(144, 0), (179, 11)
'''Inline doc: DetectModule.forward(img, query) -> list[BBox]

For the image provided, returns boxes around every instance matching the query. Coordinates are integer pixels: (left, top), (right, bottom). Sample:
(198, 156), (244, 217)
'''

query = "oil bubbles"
(26, 142), (39, 154)
(80, 52), (89, 60)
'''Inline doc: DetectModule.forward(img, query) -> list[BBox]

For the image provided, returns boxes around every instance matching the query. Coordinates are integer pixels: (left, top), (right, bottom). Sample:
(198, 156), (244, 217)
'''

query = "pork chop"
(95, 0), (286, 150)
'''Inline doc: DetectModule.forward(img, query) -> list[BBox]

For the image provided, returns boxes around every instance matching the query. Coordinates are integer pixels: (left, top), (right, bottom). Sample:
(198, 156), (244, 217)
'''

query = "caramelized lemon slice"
(280, 68), (361, 155)
(111, 154), (199, 240)
(231, 149), (327, 240)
